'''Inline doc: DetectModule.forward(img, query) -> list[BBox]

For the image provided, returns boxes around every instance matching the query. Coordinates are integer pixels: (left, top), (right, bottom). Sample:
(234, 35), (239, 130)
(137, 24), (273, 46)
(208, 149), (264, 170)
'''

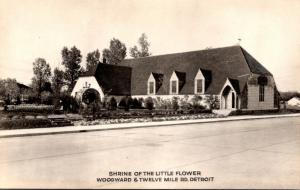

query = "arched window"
(259, 85), (264, 102)
(258, 76), (267, 102)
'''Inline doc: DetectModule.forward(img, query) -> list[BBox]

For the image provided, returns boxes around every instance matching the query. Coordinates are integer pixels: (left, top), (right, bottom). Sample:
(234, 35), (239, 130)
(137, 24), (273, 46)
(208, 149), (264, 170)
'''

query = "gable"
(148, 73), (156, 82)
(195, 69), (204, 79)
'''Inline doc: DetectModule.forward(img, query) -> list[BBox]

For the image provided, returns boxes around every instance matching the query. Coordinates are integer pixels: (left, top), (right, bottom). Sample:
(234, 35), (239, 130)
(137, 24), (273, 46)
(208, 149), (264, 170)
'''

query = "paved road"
(0, 117), (299, 189)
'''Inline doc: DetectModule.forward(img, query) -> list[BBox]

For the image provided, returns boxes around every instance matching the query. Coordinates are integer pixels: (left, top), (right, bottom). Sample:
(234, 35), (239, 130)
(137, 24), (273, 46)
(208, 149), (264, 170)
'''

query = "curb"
(1, 113), (300, 138)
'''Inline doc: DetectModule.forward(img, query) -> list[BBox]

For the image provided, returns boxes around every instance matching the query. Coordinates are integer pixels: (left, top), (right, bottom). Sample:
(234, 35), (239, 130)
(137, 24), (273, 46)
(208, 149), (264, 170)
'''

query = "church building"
(71, 46), (280, 110)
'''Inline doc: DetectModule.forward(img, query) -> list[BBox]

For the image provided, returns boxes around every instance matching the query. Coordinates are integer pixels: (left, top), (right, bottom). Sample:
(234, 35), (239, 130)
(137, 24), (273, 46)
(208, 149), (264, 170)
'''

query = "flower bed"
(81, 109), (212, 120)
(74, 113), (222, 126)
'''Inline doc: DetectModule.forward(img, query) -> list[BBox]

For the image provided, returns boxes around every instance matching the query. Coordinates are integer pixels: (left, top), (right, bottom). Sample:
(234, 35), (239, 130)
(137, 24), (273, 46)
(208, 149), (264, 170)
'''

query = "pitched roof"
(119, 45), (272, 95)
(17, 83), (31, 90)
(240, 48), (272, 76)
(80, 46), (272, 96)
(83, 63), (132, 96)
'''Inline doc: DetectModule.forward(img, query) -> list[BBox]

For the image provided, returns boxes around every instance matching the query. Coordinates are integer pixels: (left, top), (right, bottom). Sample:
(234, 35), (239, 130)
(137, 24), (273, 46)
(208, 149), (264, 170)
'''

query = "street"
(0, 116), (300, 188)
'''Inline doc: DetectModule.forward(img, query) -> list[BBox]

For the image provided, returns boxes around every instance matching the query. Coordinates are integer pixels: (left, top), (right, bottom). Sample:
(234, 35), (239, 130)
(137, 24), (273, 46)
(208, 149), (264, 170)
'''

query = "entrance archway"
(82, 88), (100, 105)
(221, 86), (236, 109)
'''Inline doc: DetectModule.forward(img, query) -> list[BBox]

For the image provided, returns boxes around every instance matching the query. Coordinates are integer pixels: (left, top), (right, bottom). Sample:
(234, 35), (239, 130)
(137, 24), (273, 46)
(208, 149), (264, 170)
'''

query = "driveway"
(0, 116), (299, 188)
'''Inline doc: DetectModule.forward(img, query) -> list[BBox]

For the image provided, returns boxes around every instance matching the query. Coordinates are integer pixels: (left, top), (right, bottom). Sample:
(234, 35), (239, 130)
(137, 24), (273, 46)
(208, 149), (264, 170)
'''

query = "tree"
(86, 49), (100, 71)
(129, 33), (151, 58)
(52, 67), (64, 97)
(61, 46), (83, 92)
(32, 58), (52, 101)
(102, 38), (126, 64)
(0, 78), (20, 100)
(0, 79), (6, 99)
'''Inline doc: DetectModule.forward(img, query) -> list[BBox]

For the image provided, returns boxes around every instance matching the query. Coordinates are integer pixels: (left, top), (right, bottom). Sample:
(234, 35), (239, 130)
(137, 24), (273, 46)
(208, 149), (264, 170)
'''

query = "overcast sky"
(0, 0), (300, 91)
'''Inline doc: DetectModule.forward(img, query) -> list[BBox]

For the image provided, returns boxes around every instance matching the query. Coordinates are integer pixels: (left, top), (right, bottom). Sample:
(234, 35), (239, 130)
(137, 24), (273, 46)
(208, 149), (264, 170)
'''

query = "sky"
(0, 0), (300, 91)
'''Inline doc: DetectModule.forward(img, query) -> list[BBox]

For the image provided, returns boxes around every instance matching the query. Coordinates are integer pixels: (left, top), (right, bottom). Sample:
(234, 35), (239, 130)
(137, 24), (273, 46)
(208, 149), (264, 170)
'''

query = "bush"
(132, 98), (142, 109)
(118, 96), (132, 111)
(191, 95), (206, 110)
(172, 97), (179, 111)
(138, 98), (144, 108)
(108, 97), (117, 110)
(206, 95), (220, 109)
(0, 119), (52, 130)
(101, 95), (108, 109)
(154, 97), (172, 110)
(60, 94), (79, 113)
(145, 97), (154, 110)
(179, 95), (192, 111)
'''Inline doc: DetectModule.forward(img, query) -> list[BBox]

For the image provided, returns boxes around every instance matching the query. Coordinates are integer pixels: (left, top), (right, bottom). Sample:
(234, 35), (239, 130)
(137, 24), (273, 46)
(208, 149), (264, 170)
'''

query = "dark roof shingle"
(93, 63), (132, 95)
(84, 46), (272, 96)
(119, 45), (269, 95)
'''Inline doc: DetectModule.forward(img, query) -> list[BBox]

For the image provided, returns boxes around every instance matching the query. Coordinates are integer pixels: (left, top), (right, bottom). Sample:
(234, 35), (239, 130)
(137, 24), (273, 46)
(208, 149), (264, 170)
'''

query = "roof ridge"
(123, 45), (242, 61)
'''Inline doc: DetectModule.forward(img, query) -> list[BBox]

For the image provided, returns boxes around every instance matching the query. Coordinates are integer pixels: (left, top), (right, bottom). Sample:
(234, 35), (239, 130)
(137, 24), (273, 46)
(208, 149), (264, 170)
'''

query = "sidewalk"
(1, 113), (300, 138)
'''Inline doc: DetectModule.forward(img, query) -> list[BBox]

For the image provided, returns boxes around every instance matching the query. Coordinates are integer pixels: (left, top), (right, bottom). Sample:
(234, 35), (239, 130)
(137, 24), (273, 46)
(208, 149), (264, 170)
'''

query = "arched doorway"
(221, 86), (236, 109)
(82, 88), (100, 105)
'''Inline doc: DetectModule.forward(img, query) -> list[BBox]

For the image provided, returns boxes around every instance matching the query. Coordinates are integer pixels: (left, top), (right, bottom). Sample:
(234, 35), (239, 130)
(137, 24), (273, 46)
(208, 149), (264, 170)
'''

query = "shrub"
(172, 97), (179, 111)
(154, 97), (172, 110)
(191, 95), (202, 105)
(206, 95), (220, 109)
(101, 95), (108, 109)
(118, 97), (126, 108)
(118, 96), (132, 111)
(132, 98), (142, 109)
(189, 95), (207, 113)
(61, 94), (79, 113)
(138, 98), (144, 108)
(179, 95), (192, 111)
(79, 100), (102, 120)
(108, 97), (117, 110)
(145, 97), (154, 110)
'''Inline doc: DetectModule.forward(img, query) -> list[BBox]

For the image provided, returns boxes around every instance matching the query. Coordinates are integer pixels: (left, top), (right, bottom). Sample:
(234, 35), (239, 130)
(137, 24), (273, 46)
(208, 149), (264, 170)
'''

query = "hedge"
(0, 119), (52, 130)
(6, 104), (54, 114)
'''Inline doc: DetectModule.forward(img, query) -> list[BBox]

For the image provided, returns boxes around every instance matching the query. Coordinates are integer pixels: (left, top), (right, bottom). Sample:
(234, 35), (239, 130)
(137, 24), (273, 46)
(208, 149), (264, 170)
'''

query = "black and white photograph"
(0, 0), (300, 189)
